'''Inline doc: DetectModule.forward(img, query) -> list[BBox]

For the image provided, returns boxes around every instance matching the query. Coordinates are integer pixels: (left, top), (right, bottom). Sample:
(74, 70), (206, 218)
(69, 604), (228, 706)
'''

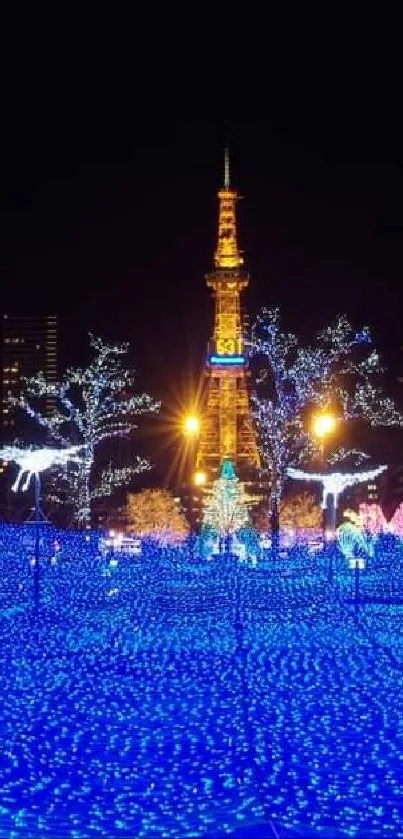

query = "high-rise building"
(1, 314), (58, 435)
(195, 151), (259, 483)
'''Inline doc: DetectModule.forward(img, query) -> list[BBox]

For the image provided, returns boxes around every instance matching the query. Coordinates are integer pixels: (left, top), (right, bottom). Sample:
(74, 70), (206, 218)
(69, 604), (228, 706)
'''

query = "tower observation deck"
(196, 151), (260, 480)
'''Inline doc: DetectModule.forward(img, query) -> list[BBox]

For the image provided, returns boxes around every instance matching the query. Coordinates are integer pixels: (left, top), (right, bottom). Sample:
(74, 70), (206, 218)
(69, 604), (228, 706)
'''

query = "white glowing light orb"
(194, 471), (207, 486)
(313, 414), (337, 439)
(184, 415), (200, 437)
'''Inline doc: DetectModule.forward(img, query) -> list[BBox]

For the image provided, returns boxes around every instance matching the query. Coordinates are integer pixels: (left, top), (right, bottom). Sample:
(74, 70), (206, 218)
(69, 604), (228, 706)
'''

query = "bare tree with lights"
(7, 333), (160, 526)
(249, 308), (403, 542)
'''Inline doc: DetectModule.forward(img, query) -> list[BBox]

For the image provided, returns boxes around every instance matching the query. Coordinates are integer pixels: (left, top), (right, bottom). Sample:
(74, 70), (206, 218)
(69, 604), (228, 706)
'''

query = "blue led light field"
(0, 524), (403, 838)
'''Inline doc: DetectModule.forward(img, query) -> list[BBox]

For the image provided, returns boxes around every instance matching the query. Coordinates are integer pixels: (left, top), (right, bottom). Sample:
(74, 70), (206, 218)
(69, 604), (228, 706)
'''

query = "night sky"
(2, 114), (403, 469)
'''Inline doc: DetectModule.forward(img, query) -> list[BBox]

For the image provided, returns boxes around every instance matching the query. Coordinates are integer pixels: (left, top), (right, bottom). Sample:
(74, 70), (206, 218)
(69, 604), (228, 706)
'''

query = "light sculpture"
(0, 444), (83, 612)
(336, 515), (373, 565)
(202, 459), (249, 553)
(287, 465), (387, 536)
(0, 445), (83, 496)
(249, 307), (402, 541)
(6, 333), (160, 526)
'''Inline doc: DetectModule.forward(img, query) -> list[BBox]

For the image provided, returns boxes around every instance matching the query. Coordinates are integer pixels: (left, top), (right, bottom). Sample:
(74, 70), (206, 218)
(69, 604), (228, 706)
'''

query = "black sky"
(2, 112), (403, 413)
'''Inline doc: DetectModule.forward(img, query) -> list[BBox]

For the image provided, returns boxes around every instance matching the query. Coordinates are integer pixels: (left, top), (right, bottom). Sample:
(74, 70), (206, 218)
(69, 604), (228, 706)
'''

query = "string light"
(0, 523), (403, 836)
(336, 513), (374, 563)
(287, 465), (387, 508)
(359, 502), (403, 538)
(92, 462), (151, 500)
(125, 489), (189, 544)
(202, 459), (249, 540)
(0, 445), (83, 492)
(248, 308), (402, 522)
(6, 333), (160, 526)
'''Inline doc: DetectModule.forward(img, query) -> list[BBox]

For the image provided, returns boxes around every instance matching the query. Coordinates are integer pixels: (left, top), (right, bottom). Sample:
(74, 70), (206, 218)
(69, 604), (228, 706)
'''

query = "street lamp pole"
(312, 413), (337, 541)
(183, 413), (202, 529)
(183, 415), (200, 477)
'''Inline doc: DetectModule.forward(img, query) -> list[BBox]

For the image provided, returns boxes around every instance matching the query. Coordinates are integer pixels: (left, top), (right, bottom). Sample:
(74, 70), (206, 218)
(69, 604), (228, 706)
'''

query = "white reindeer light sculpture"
(0, 445), (83, 519)
(0, 445), (83, 612)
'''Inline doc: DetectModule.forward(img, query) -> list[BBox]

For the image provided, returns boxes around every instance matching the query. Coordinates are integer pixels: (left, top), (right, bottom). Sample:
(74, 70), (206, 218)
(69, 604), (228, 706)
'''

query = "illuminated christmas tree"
(7, 333), (160, 526)
(202, 459), (249, 550)
(249, 308), (403, 538)
(125, 488), (189, 544)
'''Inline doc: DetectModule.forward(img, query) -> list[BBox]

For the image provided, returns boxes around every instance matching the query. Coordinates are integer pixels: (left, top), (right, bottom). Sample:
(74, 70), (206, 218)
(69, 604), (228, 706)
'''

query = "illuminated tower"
(196, 151), (259, 480)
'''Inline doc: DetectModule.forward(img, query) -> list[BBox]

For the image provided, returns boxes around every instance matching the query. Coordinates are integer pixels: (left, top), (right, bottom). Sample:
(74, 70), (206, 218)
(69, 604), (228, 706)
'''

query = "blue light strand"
(0, 524), (403, 837)
(6, 333), (160, 526)
(248, 308), (403, 509)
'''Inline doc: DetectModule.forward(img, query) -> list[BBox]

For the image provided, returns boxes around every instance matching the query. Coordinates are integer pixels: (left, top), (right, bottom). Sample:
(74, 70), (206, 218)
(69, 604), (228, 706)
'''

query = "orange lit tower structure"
(196, 151), (259, 480)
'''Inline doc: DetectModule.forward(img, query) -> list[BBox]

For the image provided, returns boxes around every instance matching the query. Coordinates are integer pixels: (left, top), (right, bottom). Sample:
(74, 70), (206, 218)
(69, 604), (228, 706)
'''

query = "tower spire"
(214, 150), (243, 270)
(224, 147), (230, 188)
(197, 159), (260, 478)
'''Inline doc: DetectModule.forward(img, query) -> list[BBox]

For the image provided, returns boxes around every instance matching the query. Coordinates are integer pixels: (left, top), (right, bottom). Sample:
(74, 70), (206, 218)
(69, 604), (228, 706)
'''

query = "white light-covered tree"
(202, 459), (250, 551)
(7, 333), (160, 526)
(249, 308), (403, 540)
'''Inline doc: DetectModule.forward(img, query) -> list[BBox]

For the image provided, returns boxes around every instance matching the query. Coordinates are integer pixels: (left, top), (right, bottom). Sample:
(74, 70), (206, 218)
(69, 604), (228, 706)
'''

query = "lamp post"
(183, 415), (200, 439)
(182, 413), (202, 530)
(0, 444), (82, 614)
(312, 413), (337, 539)
(312, 414), (337, 463)
(287, 465), (387, 583)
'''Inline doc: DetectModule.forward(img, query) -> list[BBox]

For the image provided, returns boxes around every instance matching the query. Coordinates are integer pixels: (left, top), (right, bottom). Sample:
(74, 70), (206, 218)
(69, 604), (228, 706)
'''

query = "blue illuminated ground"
(1, 526), (403, 838)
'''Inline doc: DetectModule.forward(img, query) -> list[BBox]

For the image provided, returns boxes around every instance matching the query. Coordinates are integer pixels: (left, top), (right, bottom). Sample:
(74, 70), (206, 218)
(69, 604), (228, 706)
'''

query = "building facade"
(1, 314), (58, 435)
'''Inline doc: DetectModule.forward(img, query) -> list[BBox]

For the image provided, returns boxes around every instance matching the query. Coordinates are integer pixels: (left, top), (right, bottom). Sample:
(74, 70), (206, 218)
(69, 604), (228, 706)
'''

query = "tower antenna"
(224, 146), (230, 188)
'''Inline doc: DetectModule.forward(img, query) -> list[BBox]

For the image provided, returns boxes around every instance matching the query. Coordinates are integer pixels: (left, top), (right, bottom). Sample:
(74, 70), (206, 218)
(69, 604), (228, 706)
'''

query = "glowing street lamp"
(194, 470), (207, 487)
(312, 413), (337, 461)
(183, 414), (200, 437)
(312, 413), (337, 539)
(312, 413), (337, 439)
